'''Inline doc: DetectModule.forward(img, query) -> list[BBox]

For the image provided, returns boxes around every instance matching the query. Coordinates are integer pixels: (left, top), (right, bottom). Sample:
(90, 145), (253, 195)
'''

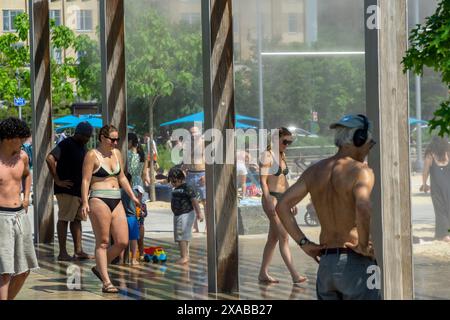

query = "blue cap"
(330, 114), (372, 130)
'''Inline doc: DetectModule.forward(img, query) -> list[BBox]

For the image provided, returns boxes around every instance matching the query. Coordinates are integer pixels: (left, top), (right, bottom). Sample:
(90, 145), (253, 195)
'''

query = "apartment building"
(148, 0), (309, 61)
(1, 0), (99, 38)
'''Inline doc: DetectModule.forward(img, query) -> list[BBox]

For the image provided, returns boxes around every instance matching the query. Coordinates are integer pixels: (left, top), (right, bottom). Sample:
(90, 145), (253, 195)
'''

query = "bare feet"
(176, 257), (189, 265)
(130, 260), (140, 266)
(258, 275), (279, 284)
(292, 275), (308, 285)
(57, 253), (73, 262)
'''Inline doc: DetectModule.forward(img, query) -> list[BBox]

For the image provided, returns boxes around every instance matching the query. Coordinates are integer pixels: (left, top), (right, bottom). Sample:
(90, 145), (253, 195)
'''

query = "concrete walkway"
(14, 174), (450, 300)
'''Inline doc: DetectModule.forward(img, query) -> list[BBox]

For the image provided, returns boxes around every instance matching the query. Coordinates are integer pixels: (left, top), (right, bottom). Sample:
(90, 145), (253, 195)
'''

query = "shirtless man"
(277, 114), (381, 300)
(182, 126), (206, 233)
(0, 118), (39, 300)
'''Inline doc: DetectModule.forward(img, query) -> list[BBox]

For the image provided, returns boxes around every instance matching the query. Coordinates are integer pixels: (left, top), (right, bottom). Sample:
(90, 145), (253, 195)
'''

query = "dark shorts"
(316, 248), (381, 300)
(127, 216), (140, 241)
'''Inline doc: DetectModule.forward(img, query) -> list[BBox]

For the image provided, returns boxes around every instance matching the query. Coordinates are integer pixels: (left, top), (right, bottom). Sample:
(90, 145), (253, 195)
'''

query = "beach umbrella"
(160, 111), (260, 127)
(409, 117), (428, 126)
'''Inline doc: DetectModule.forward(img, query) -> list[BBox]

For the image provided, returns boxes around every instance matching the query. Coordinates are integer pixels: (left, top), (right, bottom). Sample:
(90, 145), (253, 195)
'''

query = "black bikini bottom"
(93, 198), (121, 212)
(89, 189), (122, 212)
(269, 191), (284, 201)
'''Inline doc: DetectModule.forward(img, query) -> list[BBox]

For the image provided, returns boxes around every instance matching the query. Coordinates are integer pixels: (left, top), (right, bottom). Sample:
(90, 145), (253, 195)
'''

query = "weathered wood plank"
(202, 0), (238, 293)
(29, 0), (54, 244)
(100, 0), (127, 155)
(365, 0), (413, 299)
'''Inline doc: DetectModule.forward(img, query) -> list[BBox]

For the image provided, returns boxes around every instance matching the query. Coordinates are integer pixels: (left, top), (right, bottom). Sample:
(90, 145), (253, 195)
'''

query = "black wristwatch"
(298, 237), (310, 247)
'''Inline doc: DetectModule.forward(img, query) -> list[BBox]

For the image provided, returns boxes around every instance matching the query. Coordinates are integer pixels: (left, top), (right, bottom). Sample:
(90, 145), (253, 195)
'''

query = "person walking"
(421, 136), (450, 241)
(258, 127), (306, 285)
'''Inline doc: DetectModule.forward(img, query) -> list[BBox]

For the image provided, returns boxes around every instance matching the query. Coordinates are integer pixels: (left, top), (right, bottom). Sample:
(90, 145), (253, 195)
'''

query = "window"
(52, 47), (62, 64)
(181, 13), (200, 25)
(3, 10), (24, 32)
(288, 13), (299, 33)
(76, 10), (93, 31)
(50, 10), (61, 26)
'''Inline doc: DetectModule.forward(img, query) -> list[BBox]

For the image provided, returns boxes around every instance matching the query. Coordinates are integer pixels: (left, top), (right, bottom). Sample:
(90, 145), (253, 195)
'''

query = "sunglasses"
(282, 140), (293, 146)
(105, 136), (120, 143)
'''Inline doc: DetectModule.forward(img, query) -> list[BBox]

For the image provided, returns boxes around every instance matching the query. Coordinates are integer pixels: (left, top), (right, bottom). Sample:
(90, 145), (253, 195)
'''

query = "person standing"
(183, 126), (206, 233)
(258, 127), (306, 284)
(127, 133), (148, 190)
(81, 125), (139, 293)
(46, 121), (94, 261)
(0, 118), (39, 300)
(277, 115), (381, 300)
(168, 167), (204, 264)
(421, 136), (450, 241)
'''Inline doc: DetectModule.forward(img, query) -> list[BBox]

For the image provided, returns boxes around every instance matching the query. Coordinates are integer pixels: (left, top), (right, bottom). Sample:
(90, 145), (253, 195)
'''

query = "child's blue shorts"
(127, 216), (140, 240)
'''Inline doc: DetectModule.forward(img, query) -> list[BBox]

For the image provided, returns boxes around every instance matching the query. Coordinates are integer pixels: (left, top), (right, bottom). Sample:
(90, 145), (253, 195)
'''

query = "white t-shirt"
(237, 161), (248, 176)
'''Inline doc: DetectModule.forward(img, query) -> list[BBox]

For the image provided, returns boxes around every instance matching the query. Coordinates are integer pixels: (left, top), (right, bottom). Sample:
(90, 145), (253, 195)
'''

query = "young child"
(133, 185), (148, 260)
(168, 167), (204, 264)
(121, 174), (140, 265)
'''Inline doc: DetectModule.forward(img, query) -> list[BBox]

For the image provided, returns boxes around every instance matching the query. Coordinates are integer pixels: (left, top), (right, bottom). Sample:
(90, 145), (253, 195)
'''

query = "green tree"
(403, 0), (450, 136)
(125, 7), (200, 200)
(0, 13), (99, 121)
(74, 34), (101, 101)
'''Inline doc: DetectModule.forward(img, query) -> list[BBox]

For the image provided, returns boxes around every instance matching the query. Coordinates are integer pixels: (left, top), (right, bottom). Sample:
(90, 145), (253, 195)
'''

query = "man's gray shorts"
(173, 211), (196, 242)
(0, 208), (39, 275)
(316, 249), (381, 300)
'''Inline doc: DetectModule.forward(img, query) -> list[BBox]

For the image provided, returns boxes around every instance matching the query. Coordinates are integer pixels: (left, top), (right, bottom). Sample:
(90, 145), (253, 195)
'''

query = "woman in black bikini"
(259, 127), (307, 284)
(81, 125), (140, 293)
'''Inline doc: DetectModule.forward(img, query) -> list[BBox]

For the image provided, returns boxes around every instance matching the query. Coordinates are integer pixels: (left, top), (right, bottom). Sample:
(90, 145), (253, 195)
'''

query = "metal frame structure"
(29, 0), (412, 298)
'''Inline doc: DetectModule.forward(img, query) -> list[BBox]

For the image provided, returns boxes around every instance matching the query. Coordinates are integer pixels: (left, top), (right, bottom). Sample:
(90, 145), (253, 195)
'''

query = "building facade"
(1, 0), (99, 39)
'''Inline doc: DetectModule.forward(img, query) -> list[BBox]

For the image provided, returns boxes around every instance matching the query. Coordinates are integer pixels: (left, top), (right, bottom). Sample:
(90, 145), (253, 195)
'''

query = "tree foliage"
(0, 13), (99, 121)
(403, 0), (450, 136)
(125, 6), (201, 134)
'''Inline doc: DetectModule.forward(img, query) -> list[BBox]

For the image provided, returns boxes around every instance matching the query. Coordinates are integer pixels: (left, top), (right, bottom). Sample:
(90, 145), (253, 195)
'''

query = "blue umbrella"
(236, 121), (257, 129)
(53, 115), (80, 125)
(409, 117), (428, 126)
(160, 111), (260, 127)
(56, 117), (103, 133)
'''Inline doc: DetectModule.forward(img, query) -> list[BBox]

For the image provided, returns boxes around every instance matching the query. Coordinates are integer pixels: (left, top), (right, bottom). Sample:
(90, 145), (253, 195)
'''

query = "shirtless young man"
(0, 118), (39, 300)
(277, 114), (381, 300)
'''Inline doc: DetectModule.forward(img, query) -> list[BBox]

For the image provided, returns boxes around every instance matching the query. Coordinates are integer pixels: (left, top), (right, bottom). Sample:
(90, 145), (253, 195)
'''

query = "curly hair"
(0, 117), (31, 141)
(98, 124), (118, 142)
(168, 167), (186, 183)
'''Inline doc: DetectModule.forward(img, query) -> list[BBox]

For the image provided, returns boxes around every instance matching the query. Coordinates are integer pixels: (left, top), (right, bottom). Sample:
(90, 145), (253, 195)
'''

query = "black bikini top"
(271, 152), (289, 176)
(93, 150), (121, 178)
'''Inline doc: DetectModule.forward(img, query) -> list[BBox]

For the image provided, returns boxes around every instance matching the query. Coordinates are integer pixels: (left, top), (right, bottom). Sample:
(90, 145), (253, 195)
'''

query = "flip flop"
(91, 266), (103, 283)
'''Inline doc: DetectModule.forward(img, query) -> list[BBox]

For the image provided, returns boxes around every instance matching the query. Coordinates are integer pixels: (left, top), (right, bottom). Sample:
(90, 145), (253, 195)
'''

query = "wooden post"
(99, 0), (127, 155)
(29, 0), (54, 244)
(365, 0), (413, 299)
(202, 0), (239, 293)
